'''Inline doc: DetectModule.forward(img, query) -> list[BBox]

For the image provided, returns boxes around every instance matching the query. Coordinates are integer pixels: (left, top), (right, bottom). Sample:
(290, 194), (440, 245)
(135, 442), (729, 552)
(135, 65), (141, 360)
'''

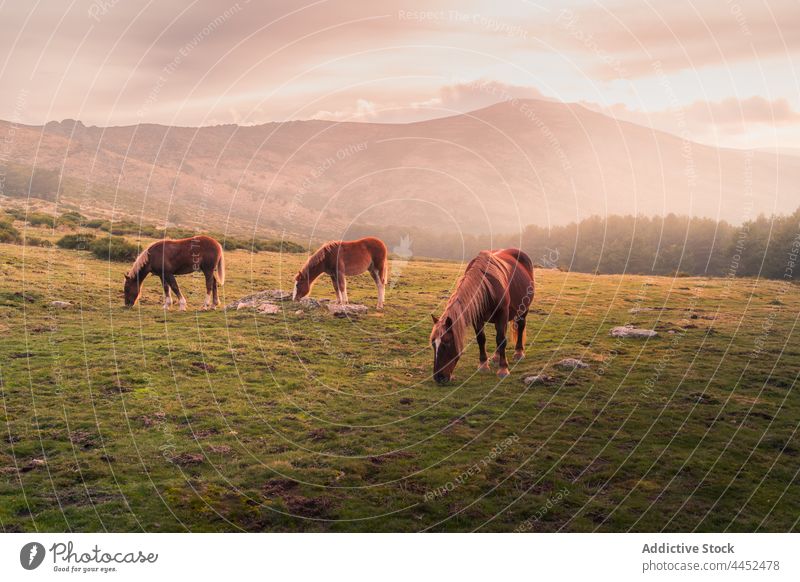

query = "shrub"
(25, 236), (52, 248)
(0, 221), (21, 243)
(57, 233), (96, 250)
(89, 236), (139, 262)
(57, 211), (86, 227)
(84, 218), (108, 229)
(25, 212), (58, 228)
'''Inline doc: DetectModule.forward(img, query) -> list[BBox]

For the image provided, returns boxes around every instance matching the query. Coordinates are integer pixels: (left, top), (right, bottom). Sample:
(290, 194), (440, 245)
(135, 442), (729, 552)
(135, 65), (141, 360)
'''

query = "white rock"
(328, 303), (368, 317)
(555, 358), (588, 370)
(610, 325), (658, 338)
(523, 374), (553, 385)
(257, 302), (280, 314)
(50, 301), (72, 309)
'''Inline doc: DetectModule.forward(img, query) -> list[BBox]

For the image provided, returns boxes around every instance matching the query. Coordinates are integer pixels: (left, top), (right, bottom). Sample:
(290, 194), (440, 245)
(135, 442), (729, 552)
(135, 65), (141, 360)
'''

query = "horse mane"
(299, 241), (339, 276)
(433, 251), (511, 352)
(127, 244), (152, 277)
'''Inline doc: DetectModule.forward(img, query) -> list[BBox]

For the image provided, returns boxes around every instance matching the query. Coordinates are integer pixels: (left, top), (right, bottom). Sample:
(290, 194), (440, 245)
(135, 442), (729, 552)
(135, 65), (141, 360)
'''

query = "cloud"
(550, 0), (800, 79)
(585, 96), (800, 140)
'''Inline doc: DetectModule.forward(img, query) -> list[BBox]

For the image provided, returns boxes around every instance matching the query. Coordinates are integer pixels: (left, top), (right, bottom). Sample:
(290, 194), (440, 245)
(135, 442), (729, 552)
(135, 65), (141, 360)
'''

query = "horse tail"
(511, 319), (526, 346)
(215, 248), (226, 285)
(381, 247), (389, 284)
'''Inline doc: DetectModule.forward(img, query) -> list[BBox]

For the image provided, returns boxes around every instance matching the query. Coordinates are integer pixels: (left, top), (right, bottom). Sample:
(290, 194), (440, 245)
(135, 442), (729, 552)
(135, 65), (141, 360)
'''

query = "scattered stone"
(555, 358), (589, 370)
(50, 300), (72, 309)
(299, 297), (326, 310)
(610, 325), (658, 338)
(328, 303), (368, 318)
(523, 374), (554, 385)
(207, 445), (232, 455)
(257, 302), (280, 315)
(226, 289), (291, 310)
(399, 397), (413, 405)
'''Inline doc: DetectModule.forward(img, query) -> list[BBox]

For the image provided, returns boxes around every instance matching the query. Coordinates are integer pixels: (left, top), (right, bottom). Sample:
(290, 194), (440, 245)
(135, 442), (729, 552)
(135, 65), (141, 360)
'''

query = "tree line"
(351, 208), (800, 280)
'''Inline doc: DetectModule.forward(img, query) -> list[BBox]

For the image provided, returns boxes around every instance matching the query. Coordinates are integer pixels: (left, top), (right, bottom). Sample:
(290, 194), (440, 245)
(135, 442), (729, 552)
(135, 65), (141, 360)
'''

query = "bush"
(253, 239), (305, 253)
(89, 236), (139, 262)
(57, 233), (96, 249)
(25, 236), (52, 248)
(57, 211), (86, 227)
(84, 218), (108, 229)
(25, 212), (57, 228)
(0, 221), (20, 243)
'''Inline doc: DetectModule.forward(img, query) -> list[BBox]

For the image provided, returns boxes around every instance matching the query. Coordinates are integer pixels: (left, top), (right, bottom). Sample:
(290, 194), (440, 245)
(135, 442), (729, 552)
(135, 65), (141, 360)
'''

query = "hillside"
(2, 100), (799, 237)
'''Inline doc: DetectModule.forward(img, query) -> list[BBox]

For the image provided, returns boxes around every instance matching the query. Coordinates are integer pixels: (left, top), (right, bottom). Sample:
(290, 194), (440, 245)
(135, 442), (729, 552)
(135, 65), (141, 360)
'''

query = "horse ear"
(445, 316), (453, 330)
(431, 314), (439, 324)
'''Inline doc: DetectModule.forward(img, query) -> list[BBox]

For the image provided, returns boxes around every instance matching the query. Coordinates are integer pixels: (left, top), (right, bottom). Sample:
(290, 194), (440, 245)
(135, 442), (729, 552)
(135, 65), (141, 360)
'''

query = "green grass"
(1, 234), (798, 532)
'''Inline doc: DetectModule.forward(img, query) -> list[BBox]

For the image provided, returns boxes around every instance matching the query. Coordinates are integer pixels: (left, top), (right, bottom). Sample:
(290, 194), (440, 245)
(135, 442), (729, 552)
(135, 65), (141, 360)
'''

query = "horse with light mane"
(292, 237), (388, 309)
(123, 235), (225, 310)
(430, 248), (534, 383)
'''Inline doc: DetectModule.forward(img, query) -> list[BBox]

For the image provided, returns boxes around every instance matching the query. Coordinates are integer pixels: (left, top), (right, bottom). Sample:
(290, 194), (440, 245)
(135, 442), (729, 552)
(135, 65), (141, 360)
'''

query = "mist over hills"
(2, 98), (798, 240)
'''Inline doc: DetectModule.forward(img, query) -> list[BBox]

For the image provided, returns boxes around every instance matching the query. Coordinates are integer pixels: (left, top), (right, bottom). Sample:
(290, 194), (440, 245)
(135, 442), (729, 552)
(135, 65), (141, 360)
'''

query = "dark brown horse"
(292, 237), (388, 309)
(123, 235), (225, 310)
(430, 248), (534, 383)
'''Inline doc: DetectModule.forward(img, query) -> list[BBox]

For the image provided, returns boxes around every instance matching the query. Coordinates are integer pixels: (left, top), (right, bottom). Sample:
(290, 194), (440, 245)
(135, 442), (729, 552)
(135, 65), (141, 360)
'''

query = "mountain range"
(2, 99), (798, 238)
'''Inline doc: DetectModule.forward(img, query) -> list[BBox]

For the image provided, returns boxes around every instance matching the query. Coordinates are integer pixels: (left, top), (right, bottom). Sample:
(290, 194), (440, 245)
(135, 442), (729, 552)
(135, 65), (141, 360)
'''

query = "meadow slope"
(1, 239), (798, 532)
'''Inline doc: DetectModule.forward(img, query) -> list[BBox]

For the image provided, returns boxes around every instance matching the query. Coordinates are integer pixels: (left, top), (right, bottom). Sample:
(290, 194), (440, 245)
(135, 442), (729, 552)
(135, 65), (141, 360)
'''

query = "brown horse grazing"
(292, 237), (388, 309)
(123, 235), (225, 310)
(430, 248), (534, 384)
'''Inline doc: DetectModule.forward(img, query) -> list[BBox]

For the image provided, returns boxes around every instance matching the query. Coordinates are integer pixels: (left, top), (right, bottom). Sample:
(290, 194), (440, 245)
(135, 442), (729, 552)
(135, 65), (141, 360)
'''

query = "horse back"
(147, 236), (222, 275)
(495, 249), (534, 317)
(333, 237), (387, 276)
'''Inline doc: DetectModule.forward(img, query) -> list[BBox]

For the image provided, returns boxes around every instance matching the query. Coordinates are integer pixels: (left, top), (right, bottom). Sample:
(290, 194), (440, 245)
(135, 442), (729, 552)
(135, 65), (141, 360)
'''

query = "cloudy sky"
(0, 0), (798, 149)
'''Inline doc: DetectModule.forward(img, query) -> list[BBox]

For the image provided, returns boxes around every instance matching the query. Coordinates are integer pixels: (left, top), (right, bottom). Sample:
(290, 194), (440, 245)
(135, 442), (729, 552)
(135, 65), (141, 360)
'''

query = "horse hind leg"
(513, 318), (527, 361)
(212, 277), (219, 308)
(494, 318), (510, 378)
(369, 267), (385, 310)
(202, 272), (214, 310)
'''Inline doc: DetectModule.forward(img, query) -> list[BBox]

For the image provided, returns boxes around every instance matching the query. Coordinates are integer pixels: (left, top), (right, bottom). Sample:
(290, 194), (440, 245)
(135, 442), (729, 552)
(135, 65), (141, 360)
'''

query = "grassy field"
(1, 231), (798, 532)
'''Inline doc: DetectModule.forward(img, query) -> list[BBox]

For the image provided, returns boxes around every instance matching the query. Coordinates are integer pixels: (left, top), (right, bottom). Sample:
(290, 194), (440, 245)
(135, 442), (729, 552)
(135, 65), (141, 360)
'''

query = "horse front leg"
(166, 275), (186, 311)
(158, 275), (172, 310)
(339, 275), (348, 304)
(494, 318), (510, 378)
(330, 274), (342, 303)
(476, 326), (490, 372)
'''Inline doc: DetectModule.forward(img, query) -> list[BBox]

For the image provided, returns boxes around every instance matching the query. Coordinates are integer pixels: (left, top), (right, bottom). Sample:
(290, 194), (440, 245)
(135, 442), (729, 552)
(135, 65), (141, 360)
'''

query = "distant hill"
(2, 99), (798, 238)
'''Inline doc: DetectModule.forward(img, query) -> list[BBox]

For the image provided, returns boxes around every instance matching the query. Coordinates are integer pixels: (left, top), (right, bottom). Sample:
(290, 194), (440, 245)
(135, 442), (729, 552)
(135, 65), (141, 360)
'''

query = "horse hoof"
(513, 351), (525, 361)
(477, 361), (491, 372)
(497, 368), (510, 379)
